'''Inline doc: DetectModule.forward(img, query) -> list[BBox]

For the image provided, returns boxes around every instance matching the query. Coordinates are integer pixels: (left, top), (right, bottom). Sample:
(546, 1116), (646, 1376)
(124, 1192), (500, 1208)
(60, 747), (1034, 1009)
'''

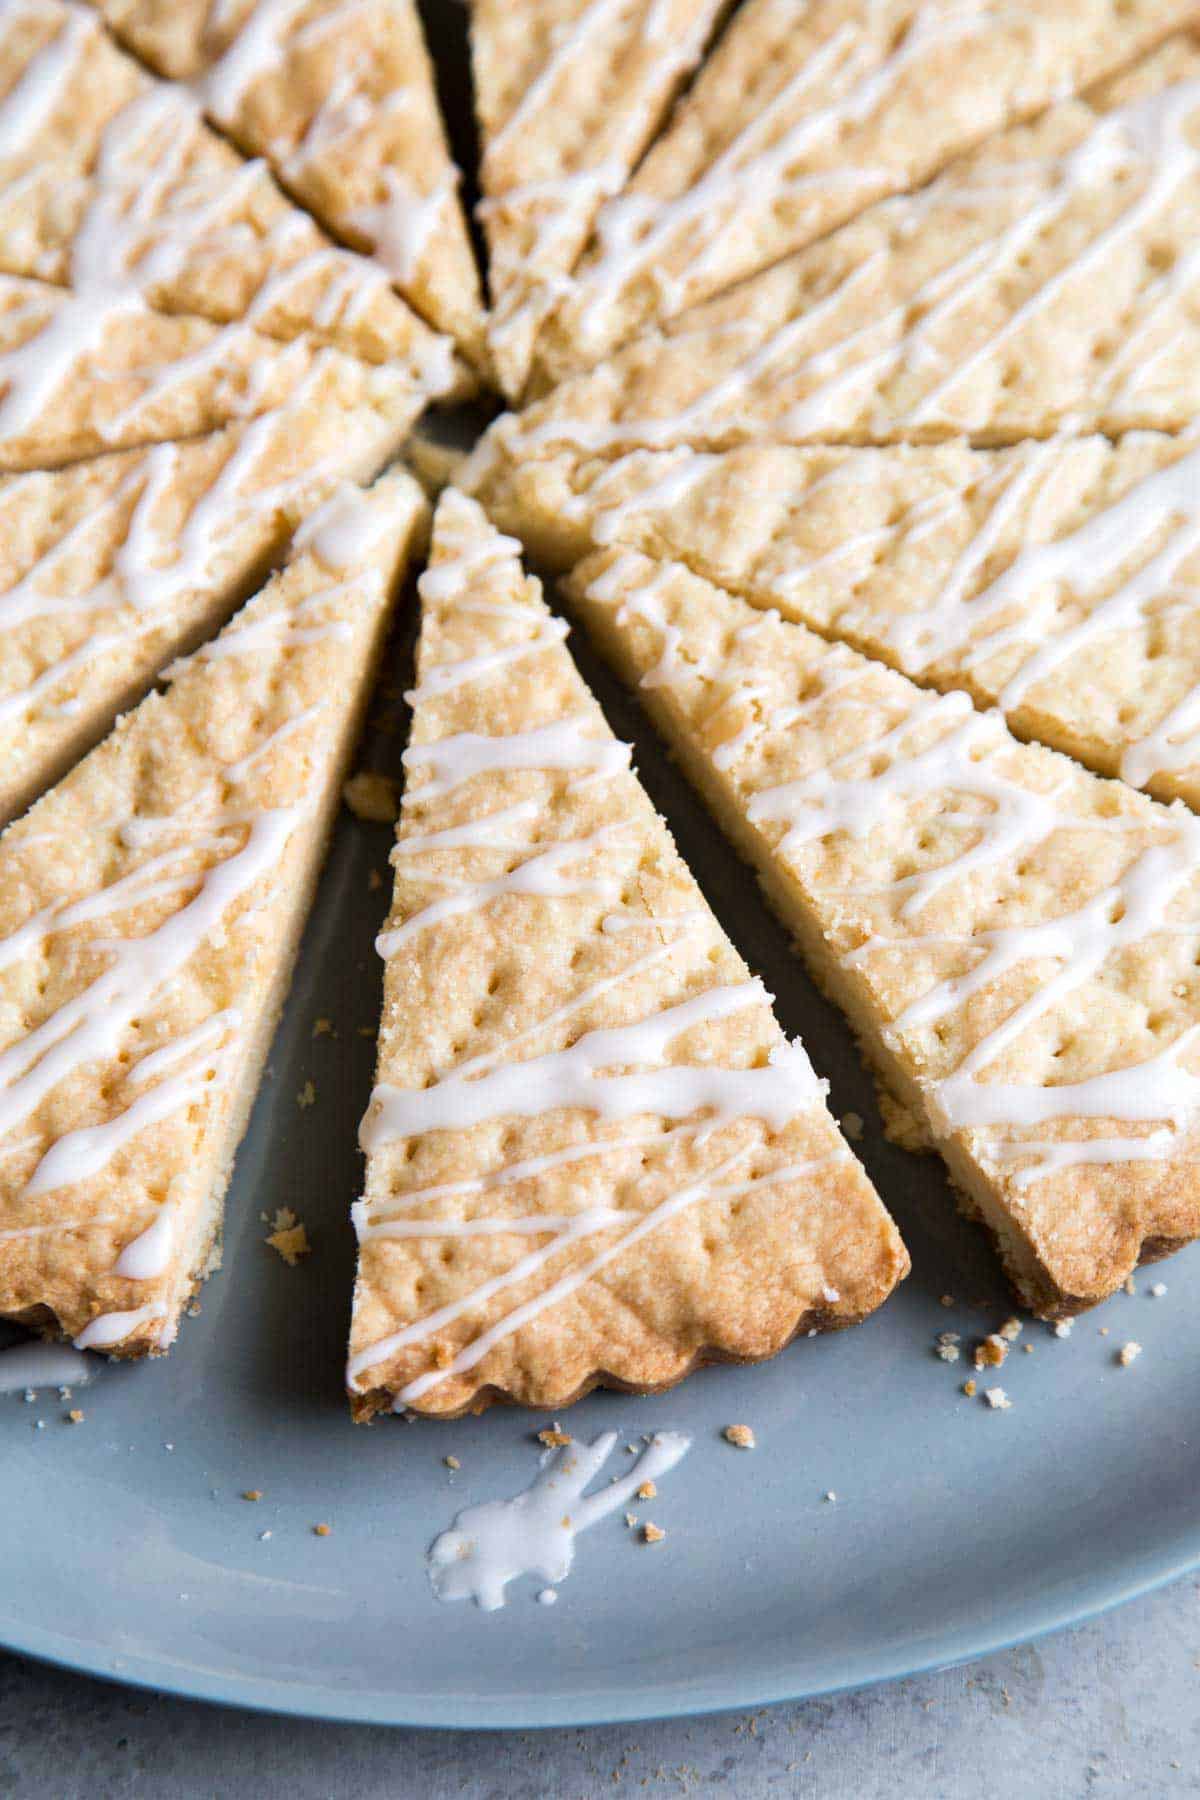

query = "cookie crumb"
(984, 1387), (1012, 1411)
(343, 771), (398, 822)
(624, 1511), (637, 1528)
(1123, 1276), (1137, 1296)
(1022, 1343), (1034, 1354)
(266, 1207), (311, 1266)
(637, 1481), (657, 1501)
(536, 1588), (557, 1606)
(1052, 1319), (1073, 1338)
(537, 1428), (572, 1449)
(934, 1335), (960, 1364)
(723, 1423), (756, 1449)
(998, 1318), (1022, 1342)
(973, 1334), (1008, 1370)
(641, 1522), (666, 1544)
(259, 1530), (272, 1542)
(1118, 1341), (1142, 1367)
(242, 1489), (263, 1503)
(297, 1079), (316, 1109)
(67, 1408), (84, 1424)
(444, 1455), (460, 1471)
(313, 1522), (332, 1538)
(962, 1379), (977, 1397)
(312, 1018), (333, 1039)
(1149, 1282), (1167, 1298)
(840, 1111), (863, 1141)
(939, 1293), (955, 1308)
(823, 1490), (836, 1504)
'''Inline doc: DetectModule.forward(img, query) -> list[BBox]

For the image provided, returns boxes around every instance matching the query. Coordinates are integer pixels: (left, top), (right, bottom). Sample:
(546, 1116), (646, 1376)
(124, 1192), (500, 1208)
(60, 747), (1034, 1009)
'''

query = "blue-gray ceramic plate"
(2, 580), (1199, 1729)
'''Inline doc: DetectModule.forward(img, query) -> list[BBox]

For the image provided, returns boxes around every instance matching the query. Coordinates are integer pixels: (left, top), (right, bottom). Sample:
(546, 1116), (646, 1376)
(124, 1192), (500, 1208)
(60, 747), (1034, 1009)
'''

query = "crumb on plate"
(343, 772), (399, 823)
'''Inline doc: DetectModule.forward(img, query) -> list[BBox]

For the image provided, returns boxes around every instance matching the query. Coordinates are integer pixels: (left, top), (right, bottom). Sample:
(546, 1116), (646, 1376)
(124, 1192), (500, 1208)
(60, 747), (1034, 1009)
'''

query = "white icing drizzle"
(74, 1299), (168, 1351)
(291, 479), (390, 568)
(0, 1336), (92, 1394)
(404, 619), (570, 704)
(428, 1430), (691, 1610)
(376, 822), (633, 957)
(402, 716), (633, 804)
(0, 2), (96, 160)
(348, 167), (458, 287)
(23, 1011), (240, 1200)
(362, 983), (818, 1148)
(0, 806), (302, 1147)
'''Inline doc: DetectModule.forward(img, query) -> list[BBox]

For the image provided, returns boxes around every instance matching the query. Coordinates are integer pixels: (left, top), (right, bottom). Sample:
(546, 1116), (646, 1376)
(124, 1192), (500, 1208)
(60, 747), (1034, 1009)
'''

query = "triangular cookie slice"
(468, 428), (1200, 814)
(346, 491), (906, 1419)
(0, 0), (459, 391)
(0, 348), (418, 826)
(490, 31), (1200, 448)
(568, 548), (1200, 1317)
(532, 0), (1194, 386)
(470, 0), (726, 398)
(0, 469), (427, 1357)
(93, 0), (487, 371)
(0, 272), (429, 471)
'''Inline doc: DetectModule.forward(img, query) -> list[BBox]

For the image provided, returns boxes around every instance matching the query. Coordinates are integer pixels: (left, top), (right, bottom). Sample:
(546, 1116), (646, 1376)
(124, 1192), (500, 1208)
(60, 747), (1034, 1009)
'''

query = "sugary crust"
(533, 0), (1194, 385)
(568, 547), (1200, 1315)
(471, 430), (1200, 814)
(0, 0), (459, 389)
(0, 470), (427, 1355)
(471, 0), (726, 397)
(347, 491), (905, 1418)
(0, 351), (422, 826)
(94, 0), (488, 368)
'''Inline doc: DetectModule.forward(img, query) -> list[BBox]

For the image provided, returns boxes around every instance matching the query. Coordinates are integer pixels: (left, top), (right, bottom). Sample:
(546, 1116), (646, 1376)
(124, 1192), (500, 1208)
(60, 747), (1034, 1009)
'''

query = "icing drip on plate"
(428, 1429), (691, 1610)
(0, 1336), (92, 1395)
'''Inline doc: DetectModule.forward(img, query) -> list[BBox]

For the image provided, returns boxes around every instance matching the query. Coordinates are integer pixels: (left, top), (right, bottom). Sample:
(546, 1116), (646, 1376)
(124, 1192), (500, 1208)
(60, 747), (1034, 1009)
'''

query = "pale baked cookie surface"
(93, 0), (487, 368)
(0, 349), (421, 826)
(0, 470), (427, 1356)
(0, 0), (459, 389)
(346, 490), (906, 1419)
(468, 429), (1200, 814)
(471, 0), (725, 399)
(474, 30), (1200, 458)
(531, 0), (1194, 386)
(568, 548), (1200, 1317)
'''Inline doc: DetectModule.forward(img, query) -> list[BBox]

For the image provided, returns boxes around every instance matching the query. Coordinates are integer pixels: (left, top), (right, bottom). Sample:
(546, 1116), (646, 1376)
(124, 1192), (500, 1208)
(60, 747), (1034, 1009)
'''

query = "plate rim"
(3, 1534), (1196, 1728)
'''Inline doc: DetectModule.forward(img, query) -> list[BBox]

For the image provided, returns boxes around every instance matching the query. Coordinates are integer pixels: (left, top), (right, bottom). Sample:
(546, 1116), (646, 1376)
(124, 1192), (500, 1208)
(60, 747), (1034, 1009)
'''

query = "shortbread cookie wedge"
(346, 491), (906, 1419)
(0, 0), (459, 391)
(0, 272), (429, 472)
(483, 30), (1200, 454)
(93, 0), (487, 370)
(531, 0), (1193, 387)
(469, 429), (1200, 815)
(0, 470), (427, 1358)
(568, 548), (1200, 1318)
(0, 350), (419, 827)
(470, 0), (727, 399)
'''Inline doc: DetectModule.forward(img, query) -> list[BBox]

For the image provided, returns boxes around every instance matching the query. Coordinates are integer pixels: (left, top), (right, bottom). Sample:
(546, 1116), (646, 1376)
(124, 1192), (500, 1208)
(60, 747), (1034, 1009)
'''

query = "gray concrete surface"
(3, 1576), (1199, 1798)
